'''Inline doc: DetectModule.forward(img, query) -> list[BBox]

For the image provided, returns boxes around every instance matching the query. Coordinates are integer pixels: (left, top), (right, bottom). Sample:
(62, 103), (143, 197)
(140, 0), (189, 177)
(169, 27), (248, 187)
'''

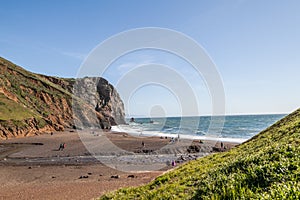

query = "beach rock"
(111, 175), (120, 179)
(127, 175), (135, 178)
(187, 145), (201, 153)
(79, 175), (89, 179)
(212, 147), (226, 152)
(143, 149), (154, 154)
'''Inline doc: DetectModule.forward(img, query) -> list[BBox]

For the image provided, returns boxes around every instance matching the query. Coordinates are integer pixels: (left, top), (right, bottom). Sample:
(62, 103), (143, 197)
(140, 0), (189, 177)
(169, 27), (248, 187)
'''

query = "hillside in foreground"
(0, 57), (125, 139)
(101, 109), (300, 199)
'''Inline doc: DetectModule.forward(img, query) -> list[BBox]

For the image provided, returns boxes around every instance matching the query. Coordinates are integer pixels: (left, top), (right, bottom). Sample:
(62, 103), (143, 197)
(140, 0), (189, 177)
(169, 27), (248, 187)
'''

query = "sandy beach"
(0, 129), (238, 200)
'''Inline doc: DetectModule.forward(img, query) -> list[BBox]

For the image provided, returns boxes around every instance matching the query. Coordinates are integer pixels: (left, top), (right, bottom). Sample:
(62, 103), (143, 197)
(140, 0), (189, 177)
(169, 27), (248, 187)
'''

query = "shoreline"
(0, 129), (239, 199)
(111, 125), (248, 143)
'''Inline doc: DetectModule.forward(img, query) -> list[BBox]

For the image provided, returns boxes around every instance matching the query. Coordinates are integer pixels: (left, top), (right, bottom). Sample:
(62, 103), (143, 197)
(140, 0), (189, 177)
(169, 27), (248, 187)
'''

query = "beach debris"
(111, 175), (120, 179)
(143, 149), (153, 153)
(79, 175), (89, 179)
(176, 154), (199, 164)
(187, 145), (201, 153)
(212, 146), (226, 152)
(127, 175), (135, 178)
(134, 149), (154, 154)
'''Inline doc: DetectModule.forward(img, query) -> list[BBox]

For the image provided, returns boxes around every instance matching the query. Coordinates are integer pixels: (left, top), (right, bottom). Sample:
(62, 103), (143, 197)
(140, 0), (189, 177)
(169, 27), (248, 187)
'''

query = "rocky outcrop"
(0, 57), (125, 139)
(0, 118), (54, 139)
(74, 77), (125, 128)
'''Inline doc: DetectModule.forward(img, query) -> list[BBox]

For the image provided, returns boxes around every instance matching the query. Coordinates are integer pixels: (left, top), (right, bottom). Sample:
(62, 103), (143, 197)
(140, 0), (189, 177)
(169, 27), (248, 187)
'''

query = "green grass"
(100, 109), (300, 199)
(0, 93), (36, 120)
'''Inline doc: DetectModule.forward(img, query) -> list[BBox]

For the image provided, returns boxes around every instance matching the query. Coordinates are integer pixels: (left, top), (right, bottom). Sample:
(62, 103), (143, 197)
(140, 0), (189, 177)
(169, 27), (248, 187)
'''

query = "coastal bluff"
(0, 57), (125, 139)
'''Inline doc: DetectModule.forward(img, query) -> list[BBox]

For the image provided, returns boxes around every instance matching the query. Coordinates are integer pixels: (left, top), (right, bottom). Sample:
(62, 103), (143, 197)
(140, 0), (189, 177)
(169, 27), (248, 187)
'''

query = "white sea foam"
(111, 125), (247, 143)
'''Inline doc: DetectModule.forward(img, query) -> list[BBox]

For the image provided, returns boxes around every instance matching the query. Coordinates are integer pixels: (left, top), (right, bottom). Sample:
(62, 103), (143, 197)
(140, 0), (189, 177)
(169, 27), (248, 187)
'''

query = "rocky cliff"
(0, 57), (125, 139)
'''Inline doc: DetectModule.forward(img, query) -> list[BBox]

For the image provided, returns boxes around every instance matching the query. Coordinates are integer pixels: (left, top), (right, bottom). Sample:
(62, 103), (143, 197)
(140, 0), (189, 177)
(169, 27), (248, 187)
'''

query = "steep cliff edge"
(0, 57), (125, 139)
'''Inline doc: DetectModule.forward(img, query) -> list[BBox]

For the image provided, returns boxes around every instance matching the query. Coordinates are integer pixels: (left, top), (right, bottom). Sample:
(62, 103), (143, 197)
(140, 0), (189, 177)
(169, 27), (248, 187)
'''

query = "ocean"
(112, 114), (286, 143)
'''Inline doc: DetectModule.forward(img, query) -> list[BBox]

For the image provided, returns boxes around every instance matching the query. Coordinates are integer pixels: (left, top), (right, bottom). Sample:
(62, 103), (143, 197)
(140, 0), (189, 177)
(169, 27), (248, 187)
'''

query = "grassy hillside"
(0, 56), (125, 139)
(101, 109), (300, 199)
(0, 57), (76, 137)
(0, 57), (73, 119)
(0, 93), (37, 120)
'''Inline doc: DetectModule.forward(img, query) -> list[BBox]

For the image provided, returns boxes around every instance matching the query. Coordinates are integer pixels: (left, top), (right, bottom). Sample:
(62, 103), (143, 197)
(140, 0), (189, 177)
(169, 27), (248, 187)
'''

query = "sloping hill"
(0, 57), (125, 139)
(101, 109), (300, 199)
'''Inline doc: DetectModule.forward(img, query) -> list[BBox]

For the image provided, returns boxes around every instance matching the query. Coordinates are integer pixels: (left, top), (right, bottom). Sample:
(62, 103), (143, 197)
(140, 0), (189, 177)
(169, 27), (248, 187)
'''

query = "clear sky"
(1, 0), (300, 116)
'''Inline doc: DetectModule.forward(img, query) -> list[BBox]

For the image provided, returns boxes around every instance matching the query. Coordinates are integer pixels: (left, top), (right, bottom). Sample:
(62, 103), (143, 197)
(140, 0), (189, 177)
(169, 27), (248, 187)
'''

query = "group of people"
(58, 143), (66, 151)
(170, 134), (181, 143)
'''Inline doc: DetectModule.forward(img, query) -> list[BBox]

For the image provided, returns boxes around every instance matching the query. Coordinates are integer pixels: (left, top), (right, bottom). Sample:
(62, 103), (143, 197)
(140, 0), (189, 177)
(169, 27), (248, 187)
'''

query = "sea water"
(112, 114), (286, 143)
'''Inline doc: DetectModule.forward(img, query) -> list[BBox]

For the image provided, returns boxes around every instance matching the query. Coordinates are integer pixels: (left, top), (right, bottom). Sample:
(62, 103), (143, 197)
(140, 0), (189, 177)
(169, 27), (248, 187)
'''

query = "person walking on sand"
(142, 141), (145, 148)
(58, 143), (63, 151)
(172, 160), (176, 167)
(58, 143), (66, 151)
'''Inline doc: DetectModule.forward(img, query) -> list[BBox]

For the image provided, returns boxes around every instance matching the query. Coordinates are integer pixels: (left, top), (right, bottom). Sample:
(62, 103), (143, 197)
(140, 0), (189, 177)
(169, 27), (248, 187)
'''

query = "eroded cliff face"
(0, 57), (125, 139)
(74, 77), (125, 128)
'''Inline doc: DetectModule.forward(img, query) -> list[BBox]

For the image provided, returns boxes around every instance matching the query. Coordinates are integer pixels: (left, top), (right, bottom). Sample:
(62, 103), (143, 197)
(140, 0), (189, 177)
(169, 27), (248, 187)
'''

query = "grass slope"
(101, 109), (300, 199)
(0, 57), (75, 130)
(0, 93), (37, 120)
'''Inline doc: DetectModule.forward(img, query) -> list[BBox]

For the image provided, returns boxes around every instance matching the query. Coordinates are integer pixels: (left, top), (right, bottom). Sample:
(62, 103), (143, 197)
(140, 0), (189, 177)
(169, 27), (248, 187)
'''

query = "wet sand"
(0, 129), (238, 200)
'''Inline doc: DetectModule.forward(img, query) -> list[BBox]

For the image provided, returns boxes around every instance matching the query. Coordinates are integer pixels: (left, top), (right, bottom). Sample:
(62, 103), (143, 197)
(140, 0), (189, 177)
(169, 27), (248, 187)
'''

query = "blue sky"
(1, 0), (300, 116)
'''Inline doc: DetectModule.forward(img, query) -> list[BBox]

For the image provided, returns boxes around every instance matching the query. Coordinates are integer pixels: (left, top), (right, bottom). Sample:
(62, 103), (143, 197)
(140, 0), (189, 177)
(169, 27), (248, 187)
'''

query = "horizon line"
(125, 112), (288, 119)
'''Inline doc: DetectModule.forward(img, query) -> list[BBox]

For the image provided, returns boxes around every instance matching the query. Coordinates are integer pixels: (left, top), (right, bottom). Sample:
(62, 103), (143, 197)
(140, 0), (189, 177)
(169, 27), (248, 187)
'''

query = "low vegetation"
(0, 93), (36, 120)
(101, 109), (300, 199)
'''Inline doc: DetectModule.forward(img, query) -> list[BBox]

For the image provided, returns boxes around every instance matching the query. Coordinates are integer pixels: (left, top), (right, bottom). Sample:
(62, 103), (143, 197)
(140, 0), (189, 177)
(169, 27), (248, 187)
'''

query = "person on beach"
(130, 117), (135, 122)
(172, 160), (176, 167)
(142, 141), (145, 148)
(58, 143), (66, 151)
(58, 143), (63, 151)
(170, 137), (175, 143)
